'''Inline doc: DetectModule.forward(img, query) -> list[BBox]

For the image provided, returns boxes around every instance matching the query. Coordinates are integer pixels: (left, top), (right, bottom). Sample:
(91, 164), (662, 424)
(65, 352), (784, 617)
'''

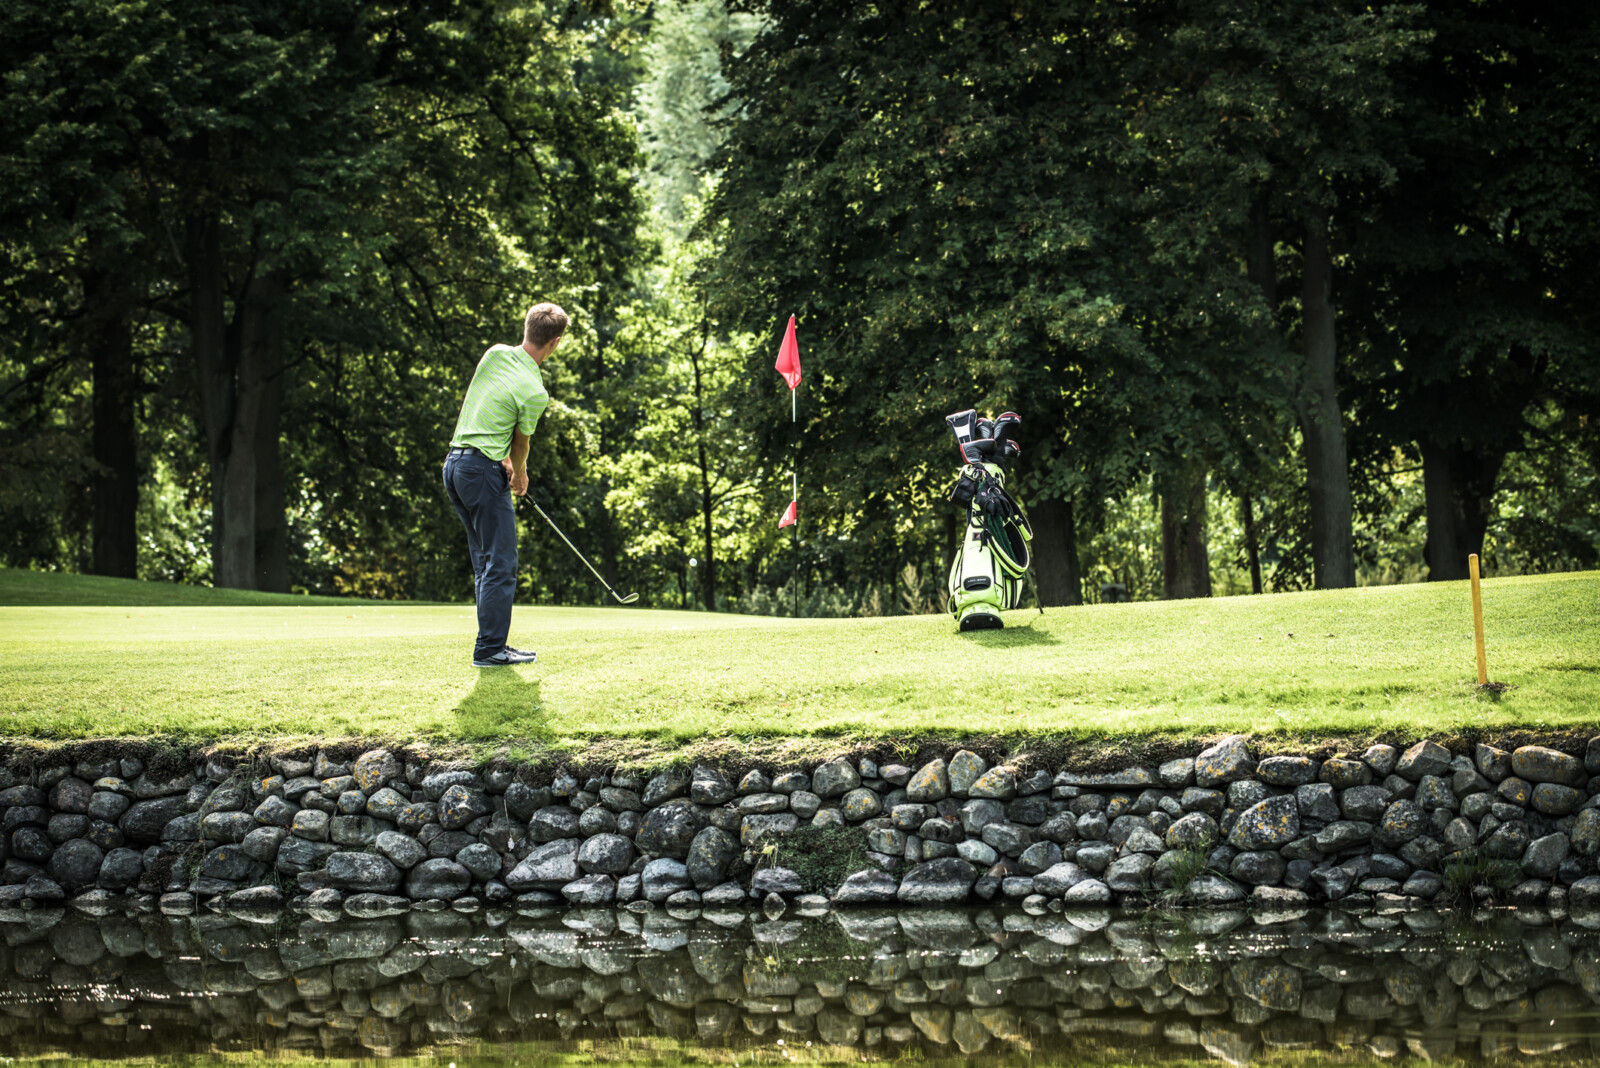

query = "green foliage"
(3, 0), (1598, 612)
(1156, 840), (1217, 908)
(766, 823), (870, 893)
(1440, 850), (1522, 905)
(635, 0), (759, 229)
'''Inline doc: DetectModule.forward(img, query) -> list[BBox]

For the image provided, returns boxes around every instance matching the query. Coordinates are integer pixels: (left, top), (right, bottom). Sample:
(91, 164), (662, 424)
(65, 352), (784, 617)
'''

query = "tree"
(1, 0), (648, 598)
(702, 0), (1282, 610)
(1126, 0), (1432, 590)
(1343, 0), (1600, 579)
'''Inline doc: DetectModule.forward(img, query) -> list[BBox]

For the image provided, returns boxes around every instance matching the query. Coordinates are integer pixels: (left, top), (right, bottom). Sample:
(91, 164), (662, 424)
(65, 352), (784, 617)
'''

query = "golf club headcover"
(976, 416), (996, 441)
(946, 409), (979, 457)
(989, 412), (1021, 452)
(961, 439), (998, 464)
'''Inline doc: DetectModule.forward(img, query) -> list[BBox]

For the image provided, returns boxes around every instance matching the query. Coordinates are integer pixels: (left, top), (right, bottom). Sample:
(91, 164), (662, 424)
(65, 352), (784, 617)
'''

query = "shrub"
(767, 823), (870, 893)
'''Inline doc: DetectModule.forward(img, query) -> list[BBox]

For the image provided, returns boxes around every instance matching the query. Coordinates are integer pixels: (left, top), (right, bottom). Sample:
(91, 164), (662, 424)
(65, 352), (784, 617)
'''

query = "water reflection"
(4, 901), (1600, 1064)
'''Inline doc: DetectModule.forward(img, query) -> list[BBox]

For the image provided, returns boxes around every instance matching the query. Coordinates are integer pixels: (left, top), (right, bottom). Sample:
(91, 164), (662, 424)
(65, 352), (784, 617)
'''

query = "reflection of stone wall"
(4, 736), (1600, 911)
(4, 904), (1600, 1061)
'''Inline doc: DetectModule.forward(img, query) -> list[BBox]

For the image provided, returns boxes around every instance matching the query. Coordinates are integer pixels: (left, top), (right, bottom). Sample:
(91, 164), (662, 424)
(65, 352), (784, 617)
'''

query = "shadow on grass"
(959, 623), (1059, 647)
(455, 669), (549, 741)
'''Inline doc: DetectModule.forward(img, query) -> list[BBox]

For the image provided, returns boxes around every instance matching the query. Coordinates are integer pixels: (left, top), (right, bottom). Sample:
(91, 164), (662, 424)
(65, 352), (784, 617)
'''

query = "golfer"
(443, 303), (566, 666)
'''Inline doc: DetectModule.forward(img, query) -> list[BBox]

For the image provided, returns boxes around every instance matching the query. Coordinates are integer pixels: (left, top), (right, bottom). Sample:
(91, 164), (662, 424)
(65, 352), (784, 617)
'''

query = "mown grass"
(0, 567), (1596, 749)
(0, 567), (389, 607)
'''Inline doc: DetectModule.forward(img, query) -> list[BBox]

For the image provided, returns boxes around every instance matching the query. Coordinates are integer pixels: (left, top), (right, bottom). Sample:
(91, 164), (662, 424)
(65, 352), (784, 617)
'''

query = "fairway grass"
(0, 569), (1595, 751)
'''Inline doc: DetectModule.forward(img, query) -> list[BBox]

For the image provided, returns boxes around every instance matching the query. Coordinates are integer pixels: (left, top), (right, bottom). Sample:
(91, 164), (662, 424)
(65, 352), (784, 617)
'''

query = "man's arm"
(504, 428), (530, 497)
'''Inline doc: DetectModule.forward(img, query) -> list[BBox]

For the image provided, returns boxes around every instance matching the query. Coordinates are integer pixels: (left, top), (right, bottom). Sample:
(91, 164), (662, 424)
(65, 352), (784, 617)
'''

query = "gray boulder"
(576, 833), (634, 876)
(437, 785), (492, 830)
(46, 838), (103, 890)
(1228, 796), (1300, 851)
(352, 749), (399, 792)
(1105, 853), (1153, 892)
(643, 769), (690, 806)
(97, 847), (143, 889)
(1256, 756), (1318, 787)
(275, 837), (337, 875)
(642, 857), (692, 902)
(1521, 833), (1569, 879)
(457, 843), (503, 882)
(117, 797), (187, 845)
(636, 799), (710, 859)
(561, 874), (616, 905)
(906, 759), (950, 803)
(833, 870), (898, 904)
(1230, 851), (1286, 886)
(897, 857), (976, 904)
(811, 758), (860, 799)
(1532, 783), (1583, 816)
(1395, 741), (1452, 781)
(529, 805), (579, 842)
(375, 830), (427, 869)
(404, 858), (471, 900)
(1512, 745), (1584, 786)
(1194, 736), (1255, 786)
(202, 812), (256, 844)
(505, 839), (580, 890)
(326, 852), (402, 892)
(686, 826), (740, 889)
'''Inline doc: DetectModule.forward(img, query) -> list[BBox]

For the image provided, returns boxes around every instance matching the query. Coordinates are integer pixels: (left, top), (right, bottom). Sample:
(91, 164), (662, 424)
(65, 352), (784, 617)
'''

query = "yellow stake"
(1469, 553), (1488, 685)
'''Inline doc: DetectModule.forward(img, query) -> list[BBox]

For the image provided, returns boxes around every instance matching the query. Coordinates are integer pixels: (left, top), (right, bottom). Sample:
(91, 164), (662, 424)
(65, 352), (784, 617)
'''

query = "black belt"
(446, 446), (486, 458)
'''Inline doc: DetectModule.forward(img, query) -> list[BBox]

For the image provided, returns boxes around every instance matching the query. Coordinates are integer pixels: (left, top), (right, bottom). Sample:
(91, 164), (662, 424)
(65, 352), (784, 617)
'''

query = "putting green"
(1, 569), (1596, 747)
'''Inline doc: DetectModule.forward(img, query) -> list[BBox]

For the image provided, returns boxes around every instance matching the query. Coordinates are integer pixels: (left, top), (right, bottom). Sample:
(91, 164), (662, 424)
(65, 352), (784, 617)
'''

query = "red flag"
(775, 315), (801, 391)
(778, 500), (797, 528)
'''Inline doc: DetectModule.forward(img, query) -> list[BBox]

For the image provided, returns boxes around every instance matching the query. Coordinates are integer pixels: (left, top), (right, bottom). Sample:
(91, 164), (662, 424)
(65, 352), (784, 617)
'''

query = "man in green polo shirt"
(443, 303), (566, 666)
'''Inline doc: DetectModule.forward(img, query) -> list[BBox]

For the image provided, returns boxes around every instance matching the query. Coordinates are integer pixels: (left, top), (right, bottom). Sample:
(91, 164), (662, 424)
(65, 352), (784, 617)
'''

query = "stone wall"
(3, 735), (1600, 914)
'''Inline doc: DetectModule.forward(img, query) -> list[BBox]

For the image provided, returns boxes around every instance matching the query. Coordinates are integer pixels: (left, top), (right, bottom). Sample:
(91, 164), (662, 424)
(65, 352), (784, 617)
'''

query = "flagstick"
(792, 394), (799, 619)
(792, 468), (799, 619)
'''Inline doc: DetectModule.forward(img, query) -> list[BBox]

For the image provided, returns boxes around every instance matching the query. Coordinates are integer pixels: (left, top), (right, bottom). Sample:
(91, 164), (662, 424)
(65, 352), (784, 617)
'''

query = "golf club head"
(618, 592), (640, 604)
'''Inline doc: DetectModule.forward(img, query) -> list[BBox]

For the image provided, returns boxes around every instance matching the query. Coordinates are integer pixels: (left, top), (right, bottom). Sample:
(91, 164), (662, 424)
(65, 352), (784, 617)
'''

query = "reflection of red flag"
(778, 500), (797, 528)
(775, 315), (801, 391)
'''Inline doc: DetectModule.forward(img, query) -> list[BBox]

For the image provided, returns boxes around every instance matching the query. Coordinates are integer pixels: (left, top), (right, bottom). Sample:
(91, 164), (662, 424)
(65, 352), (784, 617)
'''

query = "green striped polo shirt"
(449, 344), (551, 460)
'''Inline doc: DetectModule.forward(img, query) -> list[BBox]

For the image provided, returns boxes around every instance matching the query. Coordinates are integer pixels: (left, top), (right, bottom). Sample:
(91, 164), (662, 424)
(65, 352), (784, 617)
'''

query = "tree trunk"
(250, 275), (288, 592)
(1240, 495), (1263, 594)
(189, 211), (290, 591)
(1031, 496), (1082, 606)
(1161, 466), (1211, 599)
(1420, 433), (1508, 582)
(87, 269), (139, 579)
(188, 213), (237, 587)
(1245, 195), (1278, 310)
(689, 339), (716, 611)
(1297, 212), (1355, 589)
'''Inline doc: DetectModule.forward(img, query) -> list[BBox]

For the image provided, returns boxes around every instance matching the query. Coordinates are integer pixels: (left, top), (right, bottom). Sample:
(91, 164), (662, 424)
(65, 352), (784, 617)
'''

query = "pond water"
(2, 902), (1600, 1066)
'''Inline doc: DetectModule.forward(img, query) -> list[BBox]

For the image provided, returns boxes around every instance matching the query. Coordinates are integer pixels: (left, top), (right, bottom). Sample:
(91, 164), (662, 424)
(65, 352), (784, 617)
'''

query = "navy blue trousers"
(443, 450), (518, 659)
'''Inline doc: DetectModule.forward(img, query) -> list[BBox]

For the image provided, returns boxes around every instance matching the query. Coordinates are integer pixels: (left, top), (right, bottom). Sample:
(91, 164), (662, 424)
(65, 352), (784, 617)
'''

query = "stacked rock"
(3, 737), (1600, 913)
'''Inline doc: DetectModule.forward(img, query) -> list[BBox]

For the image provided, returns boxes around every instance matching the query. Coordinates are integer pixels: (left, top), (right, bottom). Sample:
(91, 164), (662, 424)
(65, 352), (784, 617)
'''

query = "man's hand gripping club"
(501, 427), (531, 497)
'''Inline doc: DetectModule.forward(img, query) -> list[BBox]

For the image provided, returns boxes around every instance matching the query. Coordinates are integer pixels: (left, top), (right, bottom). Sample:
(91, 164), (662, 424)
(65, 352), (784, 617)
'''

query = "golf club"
(517, 493), (639, 605)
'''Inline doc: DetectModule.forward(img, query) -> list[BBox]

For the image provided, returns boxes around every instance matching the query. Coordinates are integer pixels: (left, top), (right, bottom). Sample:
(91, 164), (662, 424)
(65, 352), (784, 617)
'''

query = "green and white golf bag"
(944, 409), (1033, 631)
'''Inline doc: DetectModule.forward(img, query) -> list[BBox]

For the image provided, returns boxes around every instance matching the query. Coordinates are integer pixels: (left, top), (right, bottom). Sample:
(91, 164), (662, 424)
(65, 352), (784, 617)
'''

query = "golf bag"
(944, 409), (1033, 630)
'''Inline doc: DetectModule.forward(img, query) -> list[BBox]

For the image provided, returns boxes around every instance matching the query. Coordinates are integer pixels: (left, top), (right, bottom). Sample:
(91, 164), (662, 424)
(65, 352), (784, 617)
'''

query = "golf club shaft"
(522, 496), (635, 605)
